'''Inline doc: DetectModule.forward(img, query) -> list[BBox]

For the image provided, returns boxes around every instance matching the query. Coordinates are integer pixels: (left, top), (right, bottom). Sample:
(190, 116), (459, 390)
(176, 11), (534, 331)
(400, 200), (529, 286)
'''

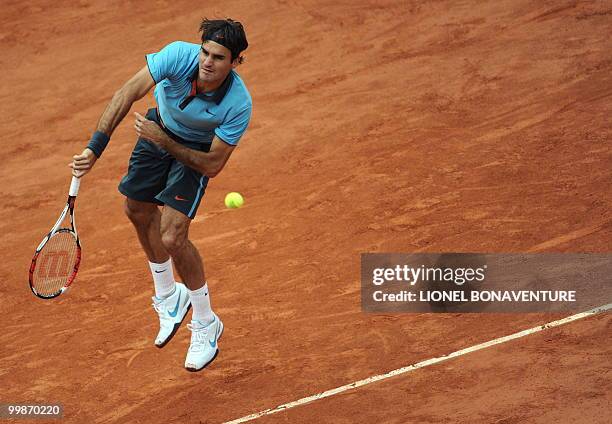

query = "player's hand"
(134, 112), (168, 147)
(69, 148), (98, 178)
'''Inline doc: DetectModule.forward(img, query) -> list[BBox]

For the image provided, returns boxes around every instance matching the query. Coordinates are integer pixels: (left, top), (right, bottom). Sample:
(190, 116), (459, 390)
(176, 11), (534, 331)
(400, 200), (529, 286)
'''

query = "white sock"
(149, 258), (176, 299)
(189, 283), (213, 324)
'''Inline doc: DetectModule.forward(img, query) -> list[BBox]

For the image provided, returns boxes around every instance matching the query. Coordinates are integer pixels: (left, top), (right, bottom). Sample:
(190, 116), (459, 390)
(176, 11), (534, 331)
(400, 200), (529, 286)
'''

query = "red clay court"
(1, 1), (610, 423)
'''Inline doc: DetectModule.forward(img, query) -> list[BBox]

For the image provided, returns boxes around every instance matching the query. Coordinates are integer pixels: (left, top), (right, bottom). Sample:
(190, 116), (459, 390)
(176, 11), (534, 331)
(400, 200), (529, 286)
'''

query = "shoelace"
(152, 301), (172, 323)
(187, 323), (210, 352)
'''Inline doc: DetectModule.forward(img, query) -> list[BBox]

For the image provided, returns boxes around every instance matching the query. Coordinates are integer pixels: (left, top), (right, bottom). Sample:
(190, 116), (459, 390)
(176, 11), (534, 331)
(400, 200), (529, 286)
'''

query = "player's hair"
(200, 18), (248, 64)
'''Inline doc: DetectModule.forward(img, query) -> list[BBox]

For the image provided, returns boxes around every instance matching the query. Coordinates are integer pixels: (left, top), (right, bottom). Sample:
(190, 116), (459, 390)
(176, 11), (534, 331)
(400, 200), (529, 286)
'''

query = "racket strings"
(33, 231), (79, 296)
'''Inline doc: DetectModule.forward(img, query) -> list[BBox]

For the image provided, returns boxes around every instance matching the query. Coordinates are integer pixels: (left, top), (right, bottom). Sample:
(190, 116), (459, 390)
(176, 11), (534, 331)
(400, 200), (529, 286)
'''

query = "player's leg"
(121, 200), (191, 348)
(118, 119), (191, 347)
(159, 206), (223, 371)
(155, 152), (223, 370)
(119, 134), (179, 298)
(122, 203), (191, 348)
(155, 146), (215, 320)
(159, 206), (213, 322)
(123, 198), (168, 263)
(158, 205), (204, 288)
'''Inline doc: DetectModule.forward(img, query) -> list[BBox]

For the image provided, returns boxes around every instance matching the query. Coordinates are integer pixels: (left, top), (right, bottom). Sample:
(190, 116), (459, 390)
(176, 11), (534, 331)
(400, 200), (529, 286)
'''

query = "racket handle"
(69, 176), (81, 197)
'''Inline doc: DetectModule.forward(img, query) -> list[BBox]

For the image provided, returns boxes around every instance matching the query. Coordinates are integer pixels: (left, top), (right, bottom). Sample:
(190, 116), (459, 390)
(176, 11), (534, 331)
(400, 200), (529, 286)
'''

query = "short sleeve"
(215, 105), (252, 146)
(145, 41), (185, 83)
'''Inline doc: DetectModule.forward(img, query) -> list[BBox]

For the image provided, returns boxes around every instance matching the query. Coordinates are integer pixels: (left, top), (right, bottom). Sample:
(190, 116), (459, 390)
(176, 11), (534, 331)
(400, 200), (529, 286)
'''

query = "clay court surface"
(1, 0), (611, 423)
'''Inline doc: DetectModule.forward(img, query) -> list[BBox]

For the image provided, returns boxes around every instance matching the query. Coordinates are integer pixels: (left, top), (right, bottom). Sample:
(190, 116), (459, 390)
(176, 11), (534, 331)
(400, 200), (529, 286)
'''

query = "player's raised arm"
(69, 65), (155, 178)
(133, 114), (236, 178)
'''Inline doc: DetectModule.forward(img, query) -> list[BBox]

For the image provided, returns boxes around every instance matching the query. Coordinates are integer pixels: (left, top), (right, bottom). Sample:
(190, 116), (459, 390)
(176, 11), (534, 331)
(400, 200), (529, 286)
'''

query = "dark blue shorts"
(118, 108), (210, 219)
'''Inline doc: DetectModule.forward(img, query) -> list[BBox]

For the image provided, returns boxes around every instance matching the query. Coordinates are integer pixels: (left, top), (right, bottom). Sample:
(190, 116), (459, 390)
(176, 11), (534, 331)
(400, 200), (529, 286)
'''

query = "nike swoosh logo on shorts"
(168, 294), (181, 317)
(175, 195), (188, 201)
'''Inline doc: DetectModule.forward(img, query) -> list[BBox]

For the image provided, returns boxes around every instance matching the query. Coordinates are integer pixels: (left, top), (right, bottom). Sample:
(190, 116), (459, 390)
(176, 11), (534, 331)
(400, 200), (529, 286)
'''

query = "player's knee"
(124, 199), (152, 225)
(160, 228), (187, 254)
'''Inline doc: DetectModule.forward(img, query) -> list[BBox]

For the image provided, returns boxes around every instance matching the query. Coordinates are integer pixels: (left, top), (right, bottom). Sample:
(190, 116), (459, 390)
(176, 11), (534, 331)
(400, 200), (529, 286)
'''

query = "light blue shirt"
(146, 41), (252, 145)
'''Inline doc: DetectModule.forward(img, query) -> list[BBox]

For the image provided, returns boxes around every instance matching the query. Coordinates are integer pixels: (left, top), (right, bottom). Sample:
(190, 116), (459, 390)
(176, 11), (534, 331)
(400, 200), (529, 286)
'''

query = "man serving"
(70, 18), (252, 371)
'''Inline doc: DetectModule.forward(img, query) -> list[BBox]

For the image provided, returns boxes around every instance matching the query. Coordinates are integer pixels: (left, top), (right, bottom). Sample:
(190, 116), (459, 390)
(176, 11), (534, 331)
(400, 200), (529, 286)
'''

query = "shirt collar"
(179, 68), (234, 110)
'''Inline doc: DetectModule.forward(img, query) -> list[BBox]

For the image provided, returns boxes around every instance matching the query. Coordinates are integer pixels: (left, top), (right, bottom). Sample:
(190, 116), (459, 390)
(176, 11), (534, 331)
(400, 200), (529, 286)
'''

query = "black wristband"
(86, 131), (110, 158)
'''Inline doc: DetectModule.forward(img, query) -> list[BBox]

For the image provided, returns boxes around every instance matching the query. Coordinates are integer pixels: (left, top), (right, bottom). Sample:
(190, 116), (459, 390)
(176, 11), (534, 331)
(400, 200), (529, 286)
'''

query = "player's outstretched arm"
(70, 65), (155, 178)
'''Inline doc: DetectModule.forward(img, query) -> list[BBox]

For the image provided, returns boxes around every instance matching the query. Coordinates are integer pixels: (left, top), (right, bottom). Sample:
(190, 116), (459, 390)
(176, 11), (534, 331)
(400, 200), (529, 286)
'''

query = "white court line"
(225, 303), (612, 424)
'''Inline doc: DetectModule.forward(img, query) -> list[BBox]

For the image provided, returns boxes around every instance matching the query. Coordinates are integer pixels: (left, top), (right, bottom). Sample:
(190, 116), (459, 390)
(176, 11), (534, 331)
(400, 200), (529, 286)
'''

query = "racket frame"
(29, 177), (81, 299)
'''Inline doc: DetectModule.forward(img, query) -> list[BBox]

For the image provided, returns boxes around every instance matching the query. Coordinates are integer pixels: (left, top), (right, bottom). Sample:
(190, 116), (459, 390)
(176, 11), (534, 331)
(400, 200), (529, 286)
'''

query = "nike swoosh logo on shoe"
(168, 293), (181, 317)
(208, 317), (218, 348)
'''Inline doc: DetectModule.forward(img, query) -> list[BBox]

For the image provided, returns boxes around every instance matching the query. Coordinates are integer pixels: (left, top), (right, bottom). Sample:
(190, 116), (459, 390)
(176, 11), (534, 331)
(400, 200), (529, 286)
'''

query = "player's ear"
(232, 55), (244, 68)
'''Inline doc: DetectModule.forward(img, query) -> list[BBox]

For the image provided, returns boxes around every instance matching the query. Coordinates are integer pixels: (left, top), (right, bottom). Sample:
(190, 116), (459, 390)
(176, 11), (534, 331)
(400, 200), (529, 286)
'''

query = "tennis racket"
(29, 176), (82, 299)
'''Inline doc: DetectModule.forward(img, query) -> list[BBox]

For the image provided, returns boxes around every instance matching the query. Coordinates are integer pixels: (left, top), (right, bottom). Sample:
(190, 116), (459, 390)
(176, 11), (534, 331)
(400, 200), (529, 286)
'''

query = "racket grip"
(69, 176), (81, 197)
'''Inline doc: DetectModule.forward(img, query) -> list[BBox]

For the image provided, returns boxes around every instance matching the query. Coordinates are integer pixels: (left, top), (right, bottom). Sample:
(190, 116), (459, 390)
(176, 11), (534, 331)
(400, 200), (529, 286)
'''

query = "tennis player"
(69, 18), (252, 371)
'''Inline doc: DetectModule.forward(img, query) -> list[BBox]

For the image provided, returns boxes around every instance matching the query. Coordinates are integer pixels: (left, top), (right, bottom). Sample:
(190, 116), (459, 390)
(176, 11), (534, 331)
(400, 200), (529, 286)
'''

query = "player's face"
(199, 41), (237, 87)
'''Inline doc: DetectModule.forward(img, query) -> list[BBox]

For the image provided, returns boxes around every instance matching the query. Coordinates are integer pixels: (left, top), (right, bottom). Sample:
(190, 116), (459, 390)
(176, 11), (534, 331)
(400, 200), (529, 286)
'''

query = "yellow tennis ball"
(224, 192), (244, 209)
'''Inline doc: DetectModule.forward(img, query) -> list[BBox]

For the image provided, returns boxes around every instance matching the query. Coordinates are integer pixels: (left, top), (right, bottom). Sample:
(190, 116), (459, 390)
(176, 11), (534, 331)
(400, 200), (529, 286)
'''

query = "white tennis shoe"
(152, 282), (191, 348)
(185, 313), (224, 371)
